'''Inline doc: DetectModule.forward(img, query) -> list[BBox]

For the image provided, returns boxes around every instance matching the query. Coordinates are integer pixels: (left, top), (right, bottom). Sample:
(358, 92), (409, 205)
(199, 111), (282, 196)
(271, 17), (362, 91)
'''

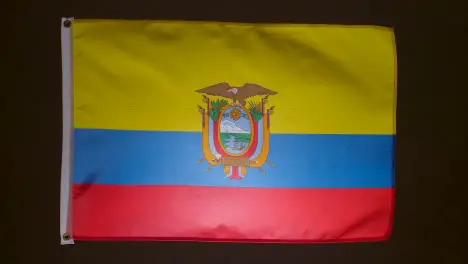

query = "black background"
(8, 0), (468, 263)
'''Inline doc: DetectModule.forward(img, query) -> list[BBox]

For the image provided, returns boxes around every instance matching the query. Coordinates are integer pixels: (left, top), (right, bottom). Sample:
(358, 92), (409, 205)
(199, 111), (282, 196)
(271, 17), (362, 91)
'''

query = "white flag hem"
(60, 17), (75, 245)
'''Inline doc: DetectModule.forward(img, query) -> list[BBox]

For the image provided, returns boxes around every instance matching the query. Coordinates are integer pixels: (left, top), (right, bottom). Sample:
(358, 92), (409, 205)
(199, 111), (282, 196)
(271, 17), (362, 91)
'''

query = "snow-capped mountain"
(220, 120), (249, 133)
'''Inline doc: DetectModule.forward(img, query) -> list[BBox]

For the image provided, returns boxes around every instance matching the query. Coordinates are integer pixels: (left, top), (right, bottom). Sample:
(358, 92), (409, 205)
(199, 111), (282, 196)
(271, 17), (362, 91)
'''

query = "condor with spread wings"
(196, 82), (278, 106)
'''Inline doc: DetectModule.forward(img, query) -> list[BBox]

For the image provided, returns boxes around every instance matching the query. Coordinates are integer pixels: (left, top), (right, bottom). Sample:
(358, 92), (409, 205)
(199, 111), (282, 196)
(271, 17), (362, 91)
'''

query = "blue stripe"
(73, 129), (395, 188)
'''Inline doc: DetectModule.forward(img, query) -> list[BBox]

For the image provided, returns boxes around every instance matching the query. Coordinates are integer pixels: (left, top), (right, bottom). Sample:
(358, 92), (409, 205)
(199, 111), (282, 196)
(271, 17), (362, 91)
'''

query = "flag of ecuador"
(60, 18), (396, 244)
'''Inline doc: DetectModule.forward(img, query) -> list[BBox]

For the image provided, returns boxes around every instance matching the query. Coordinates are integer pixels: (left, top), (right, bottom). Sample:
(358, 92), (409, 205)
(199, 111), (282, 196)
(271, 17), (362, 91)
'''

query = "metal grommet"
(63, 233), (71, 241)
(63, 20), (72, 28)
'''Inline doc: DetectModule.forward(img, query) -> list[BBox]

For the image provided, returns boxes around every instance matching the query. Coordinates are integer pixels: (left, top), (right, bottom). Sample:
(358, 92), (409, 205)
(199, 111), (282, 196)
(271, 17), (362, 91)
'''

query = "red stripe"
(73, 185), (394, 242)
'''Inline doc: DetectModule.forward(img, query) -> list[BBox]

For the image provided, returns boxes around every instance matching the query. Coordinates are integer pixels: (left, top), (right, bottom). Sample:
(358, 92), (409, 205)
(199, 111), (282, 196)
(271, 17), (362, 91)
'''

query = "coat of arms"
(196, 82), (277, 179)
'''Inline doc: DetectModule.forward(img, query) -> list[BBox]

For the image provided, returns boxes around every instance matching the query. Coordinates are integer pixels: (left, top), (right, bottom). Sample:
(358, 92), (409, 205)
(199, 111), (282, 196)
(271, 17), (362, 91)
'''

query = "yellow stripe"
(73, 20), (396, 134)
